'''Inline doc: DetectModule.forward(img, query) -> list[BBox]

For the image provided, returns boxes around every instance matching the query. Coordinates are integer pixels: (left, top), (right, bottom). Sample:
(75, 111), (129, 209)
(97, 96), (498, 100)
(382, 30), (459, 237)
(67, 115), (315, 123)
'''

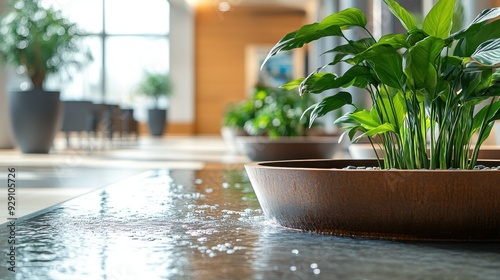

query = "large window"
(42, 0), (170, 106)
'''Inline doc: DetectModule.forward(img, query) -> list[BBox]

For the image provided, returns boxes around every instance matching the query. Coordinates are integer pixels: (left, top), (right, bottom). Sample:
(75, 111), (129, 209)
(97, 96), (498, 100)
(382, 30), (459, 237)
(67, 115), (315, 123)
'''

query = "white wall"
(169, 0), (195, 124)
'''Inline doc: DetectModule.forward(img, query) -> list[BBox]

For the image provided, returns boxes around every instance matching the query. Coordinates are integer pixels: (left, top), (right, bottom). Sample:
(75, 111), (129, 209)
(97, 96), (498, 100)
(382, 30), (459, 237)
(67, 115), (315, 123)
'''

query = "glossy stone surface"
(1, 167), (500, 279)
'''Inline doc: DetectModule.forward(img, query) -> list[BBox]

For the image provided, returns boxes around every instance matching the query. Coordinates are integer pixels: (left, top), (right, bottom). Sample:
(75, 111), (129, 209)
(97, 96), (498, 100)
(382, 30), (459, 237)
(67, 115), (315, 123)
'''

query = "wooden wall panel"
(194, 5), (307, 134)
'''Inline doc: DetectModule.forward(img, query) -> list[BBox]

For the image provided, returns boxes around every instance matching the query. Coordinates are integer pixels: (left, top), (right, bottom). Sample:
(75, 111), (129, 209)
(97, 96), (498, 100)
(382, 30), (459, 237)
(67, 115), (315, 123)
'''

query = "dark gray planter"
(147, 108), (167, 136)
(8, 89), (62, 153)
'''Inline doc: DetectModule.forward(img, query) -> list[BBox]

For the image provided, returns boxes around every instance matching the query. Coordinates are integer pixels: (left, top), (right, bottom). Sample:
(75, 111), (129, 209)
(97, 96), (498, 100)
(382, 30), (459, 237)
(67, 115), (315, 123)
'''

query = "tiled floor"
(0, 135), (250, 222)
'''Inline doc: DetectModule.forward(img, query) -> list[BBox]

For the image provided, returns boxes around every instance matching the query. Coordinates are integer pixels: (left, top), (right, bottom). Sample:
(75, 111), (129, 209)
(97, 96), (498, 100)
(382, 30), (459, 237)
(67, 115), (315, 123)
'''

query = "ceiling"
(184, 0), (313, 9)
(234, 0), (312, 7)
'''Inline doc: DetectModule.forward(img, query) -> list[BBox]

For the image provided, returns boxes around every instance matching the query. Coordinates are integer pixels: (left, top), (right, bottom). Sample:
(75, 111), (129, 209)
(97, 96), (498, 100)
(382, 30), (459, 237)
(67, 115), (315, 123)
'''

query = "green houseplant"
(136, 71), (173, 136)
(222, 85), (338, 161)
(263, 0), (500, 170)
(222, 85), (316, 138)
(0, 0), (90, 153)
(245, 0), (500, 241)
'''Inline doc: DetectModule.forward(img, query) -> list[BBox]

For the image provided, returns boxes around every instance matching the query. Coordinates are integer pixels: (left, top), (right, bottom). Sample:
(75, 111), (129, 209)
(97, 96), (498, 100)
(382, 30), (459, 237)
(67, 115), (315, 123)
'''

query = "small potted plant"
(136, 71), (173, 137)
(222, 85), (339, 161)
(220, 98), (253, 154)
(245, 0), (500, 240)
(0, 0), (91, 153)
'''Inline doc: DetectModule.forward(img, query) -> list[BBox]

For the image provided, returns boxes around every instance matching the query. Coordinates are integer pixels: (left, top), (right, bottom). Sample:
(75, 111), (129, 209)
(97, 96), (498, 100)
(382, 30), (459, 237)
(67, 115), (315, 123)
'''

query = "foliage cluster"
(222, 85), (317, 138)
(265, 0), (500, 169)
(0, 0), (91, 89)
(137, 71), (173, 109)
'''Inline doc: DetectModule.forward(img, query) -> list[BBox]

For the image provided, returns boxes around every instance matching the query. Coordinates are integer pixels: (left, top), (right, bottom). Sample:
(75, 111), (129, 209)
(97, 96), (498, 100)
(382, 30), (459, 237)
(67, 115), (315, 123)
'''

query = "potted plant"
(245, 0), (500, 240)
(0, 0), (90, 153)
(220, 98), (253, 154)
(222, 85), (339, 161)
(136, 71), (173, 137)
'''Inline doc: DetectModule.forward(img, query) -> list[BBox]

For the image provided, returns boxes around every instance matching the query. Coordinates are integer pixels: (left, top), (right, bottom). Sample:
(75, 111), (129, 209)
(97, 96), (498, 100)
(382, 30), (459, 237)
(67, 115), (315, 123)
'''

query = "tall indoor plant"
(245, 0), (500, 241)
(137, 71), (173, 136)
(263, 0), (500, 170)
(0, 0), (90, 153)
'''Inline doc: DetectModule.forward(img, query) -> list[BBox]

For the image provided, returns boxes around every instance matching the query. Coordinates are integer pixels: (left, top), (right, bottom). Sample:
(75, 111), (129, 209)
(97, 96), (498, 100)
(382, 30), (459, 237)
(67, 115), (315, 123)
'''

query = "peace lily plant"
(264, 0), (500, 170)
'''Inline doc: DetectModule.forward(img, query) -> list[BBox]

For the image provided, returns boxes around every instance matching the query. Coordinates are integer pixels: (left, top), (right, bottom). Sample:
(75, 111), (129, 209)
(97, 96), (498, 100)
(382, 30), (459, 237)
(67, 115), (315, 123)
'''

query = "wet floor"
(1, 167), (500, 279)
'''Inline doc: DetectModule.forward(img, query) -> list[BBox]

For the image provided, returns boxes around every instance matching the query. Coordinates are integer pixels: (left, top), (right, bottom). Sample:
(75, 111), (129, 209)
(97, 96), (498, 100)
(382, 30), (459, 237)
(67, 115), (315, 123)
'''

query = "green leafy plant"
(136, 71), (173, 109)
(222, 100), (255, 130)
(264, 0), (500, 170)
(222, 85), (317, 138)
(0, 0), (91, 89)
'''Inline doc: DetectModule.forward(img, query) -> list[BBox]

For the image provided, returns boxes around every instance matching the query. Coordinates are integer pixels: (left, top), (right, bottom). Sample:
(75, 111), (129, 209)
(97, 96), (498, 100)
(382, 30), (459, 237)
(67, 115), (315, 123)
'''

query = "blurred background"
(0, 0), (498, 139)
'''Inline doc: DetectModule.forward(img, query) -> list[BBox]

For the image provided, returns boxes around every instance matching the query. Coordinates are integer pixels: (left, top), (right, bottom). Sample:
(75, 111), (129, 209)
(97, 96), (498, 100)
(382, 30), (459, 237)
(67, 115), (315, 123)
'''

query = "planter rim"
(246, 158), (500, 173)
(237, 135), (339, 144)
(10, 89), (60, 94)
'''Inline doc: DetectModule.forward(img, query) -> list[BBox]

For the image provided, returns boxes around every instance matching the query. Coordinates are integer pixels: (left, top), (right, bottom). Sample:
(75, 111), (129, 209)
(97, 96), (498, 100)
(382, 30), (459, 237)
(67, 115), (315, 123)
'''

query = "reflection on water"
(1, 168), (500, 279)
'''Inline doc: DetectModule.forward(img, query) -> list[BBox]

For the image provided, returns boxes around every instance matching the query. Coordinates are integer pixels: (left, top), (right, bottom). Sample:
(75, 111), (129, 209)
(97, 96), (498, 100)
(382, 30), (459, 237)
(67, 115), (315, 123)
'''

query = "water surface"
(1, 168), (499, 279)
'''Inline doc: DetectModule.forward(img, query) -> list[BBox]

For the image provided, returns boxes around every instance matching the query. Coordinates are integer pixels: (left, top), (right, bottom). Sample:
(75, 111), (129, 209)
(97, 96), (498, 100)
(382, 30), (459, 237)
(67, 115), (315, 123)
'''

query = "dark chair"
(60, 101), (94, 148)
(119, 108), (139, 142)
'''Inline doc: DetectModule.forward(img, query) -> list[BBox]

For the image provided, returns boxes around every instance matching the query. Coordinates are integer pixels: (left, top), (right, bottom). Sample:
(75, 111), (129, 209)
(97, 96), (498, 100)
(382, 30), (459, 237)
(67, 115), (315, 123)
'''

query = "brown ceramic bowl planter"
(245, 159), (500, 241)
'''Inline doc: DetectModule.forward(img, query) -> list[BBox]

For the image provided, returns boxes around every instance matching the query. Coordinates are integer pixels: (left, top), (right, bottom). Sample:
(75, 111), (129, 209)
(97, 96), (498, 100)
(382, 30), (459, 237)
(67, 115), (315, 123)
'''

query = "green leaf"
(262, 8), (368, 67)
(348, 110), (380, 129)
(280, 78), (304, 90)
(403, 36), (446, 92)
(338, 110), (396, 137)
(422, 0), (455, 38)
(383, 0), (418, 31)
(378, 88), (407, 128)
(365, 123), (397, 137)
(299, 65), (374, 95)
(319, 7), (367, 29)
(454, 20), (500, 57)
(299, 72), (337, 94)
(472, 100), (500, 133)
(378, 33), (409, 49)
(490, 107), (500, 122)
(476, 122), (495, 146)
(350, 44), (404, 89)
(306, 91), (353, 126)
(336, 65), (374, 88)
(460, 68), (488, 101)
(323, 38), (376, 55)
(451, 8), (500, 40)
(460, 67), (500, 101)
(471, 39), (500, 67)
(406, 29), (428, 47)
